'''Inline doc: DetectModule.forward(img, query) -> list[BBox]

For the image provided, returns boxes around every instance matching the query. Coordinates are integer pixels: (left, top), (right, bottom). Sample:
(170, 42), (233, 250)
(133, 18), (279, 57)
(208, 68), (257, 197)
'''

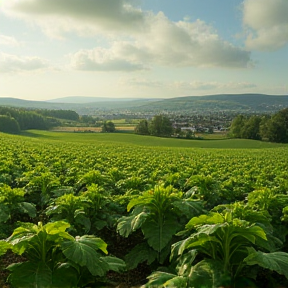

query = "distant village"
(94, 110), (237, 134)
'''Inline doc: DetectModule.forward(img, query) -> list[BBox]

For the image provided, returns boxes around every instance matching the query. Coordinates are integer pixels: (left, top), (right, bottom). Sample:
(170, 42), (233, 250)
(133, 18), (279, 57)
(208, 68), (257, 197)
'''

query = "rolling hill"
(0, 94), (287, 115)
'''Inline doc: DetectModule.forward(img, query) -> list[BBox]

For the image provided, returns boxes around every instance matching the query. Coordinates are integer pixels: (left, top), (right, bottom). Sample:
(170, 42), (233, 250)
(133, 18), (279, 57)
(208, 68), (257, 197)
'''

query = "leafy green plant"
(145, 210), (288, 287)
(46, 193), (91, 234)
(24, 171), (60, 210)
(117, 184), (203, 269)
(6, 221), (125, 288)
(80, 184), (122, 233)
(184, 175), (221, 208)
(0, 184), (36, 225)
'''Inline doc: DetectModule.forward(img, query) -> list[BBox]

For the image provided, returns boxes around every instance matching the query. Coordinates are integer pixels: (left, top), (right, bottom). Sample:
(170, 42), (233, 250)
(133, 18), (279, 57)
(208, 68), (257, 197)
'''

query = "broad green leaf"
(256, 231), (283, 252)
(196, 223), (227, 236)
(172, 199), (203, 219)
(125, 243), (158, 269)
(18, 202), (36, 218)
(52, 263), (79, 288)
(146, 271), (178, 287)
(164, 276), (188, 287)
(186, 235), (221, 251)
(171, 236), (196, 257)
(0, 240), (11, 257)
(189, 259), (225, 288)
(45, 221), (73, 241)
(131, 211), (149, 231)
(101, 256), (126, 272)
(45, 221), (71, 235)
(117, 206), (148, 237)
(45, 205), (62, 216)
(94, 219), (107, 230)
(8, 223), (37, 254)
(61, 235), (109, 276)
(244, 248), (288, 279)
(176, 250), (198, 276)
(231, 225), (267, 244)
(127, 194), (152, 212)
(171, 233), (220, 258)
(142, 215), (180, 252)
(186, 213), (224, 230)
(74, 211), (91, 233)
(7, 261), (53, 288)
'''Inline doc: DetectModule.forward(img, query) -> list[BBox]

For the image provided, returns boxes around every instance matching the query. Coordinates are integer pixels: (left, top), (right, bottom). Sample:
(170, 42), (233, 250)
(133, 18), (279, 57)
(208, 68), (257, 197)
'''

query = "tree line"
(35, 109), (79, 121)
(0, 107), (80, 134)
(229, 108), (288, 143)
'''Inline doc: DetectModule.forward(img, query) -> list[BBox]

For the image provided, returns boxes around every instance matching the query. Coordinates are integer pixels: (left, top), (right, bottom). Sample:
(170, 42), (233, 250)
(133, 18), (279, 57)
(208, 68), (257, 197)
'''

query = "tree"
(265, 108), (288, 143)
(102, 121), (116, 133)
(135, 120), (149, 135)
(0, 115), (20, 134)
(229, 115), (245, 138)
(241, 115), (262, 140)
(149, 115), (173, 137)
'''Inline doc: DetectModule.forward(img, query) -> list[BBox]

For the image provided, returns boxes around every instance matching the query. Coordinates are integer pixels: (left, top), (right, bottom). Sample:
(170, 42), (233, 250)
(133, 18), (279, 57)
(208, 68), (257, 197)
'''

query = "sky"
(0, 0), (288, 101)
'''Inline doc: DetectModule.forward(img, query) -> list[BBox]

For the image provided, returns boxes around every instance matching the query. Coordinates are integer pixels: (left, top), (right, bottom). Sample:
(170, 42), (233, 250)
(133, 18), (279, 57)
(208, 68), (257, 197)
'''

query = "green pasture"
(17, 130), (287, 149)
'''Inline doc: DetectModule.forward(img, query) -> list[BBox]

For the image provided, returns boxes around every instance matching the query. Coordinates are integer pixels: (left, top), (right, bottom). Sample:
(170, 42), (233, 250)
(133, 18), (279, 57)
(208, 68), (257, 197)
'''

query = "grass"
(18, 130), (287, 149)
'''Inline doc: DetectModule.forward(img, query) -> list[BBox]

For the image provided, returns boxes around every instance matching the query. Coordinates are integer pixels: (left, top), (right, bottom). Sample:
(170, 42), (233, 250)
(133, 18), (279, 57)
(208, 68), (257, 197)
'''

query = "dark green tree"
(149, 115), (173, 137)
(265, 108), (288, 143)
(0, 115), (20, 134)
(102, 121), (116, 132)
(81, 115), (95, 124)
(229, 115), (245, 138)
(241, 115), (262, 140)
(135, 119), (149, 135)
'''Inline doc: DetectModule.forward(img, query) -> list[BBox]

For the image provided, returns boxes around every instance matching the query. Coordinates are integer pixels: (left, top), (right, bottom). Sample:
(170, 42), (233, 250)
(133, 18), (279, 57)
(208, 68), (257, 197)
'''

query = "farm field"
(1, 131), (288, 288)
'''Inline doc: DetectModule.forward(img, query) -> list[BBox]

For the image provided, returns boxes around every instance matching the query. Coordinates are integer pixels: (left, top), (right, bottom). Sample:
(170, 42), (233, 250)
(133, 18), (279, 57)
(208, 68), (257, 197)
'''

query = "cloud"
(243, 0), (288, 51)
(0, 34), (19, 46)
(119, 77), (163, 88)
(137, 14), (251, 68)
(2, 0), (144, 37)
(120, 78), (257, 92)
(0, 52), (48, 73)
(70, 48), (146, 72)
(3, 0), (252, 69)
(70, 14), (252, 71)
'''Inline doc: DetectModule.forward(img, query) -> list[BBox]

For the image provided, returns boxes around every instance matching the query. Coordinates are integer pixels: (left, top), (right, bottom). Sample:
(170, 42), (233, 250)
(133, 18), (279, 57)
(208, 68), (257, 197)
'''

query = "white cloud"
(3, 0), (252, 69)
(70, 46), (147, 72)
(243, 0), (288, 51)
(0, 52), (48, 73)
(70, 14), (252, 71)
(0, 34), (19, 46)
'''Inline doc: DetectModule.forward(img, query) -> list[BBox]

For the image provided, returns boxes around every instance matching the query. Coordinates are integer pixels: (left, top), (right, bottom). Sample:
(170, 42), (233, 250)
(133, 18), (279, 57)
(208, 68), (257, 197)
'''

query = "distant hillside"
(47, 96), (159, 103)
(131, 94), (288, 114)
(0, 98), (66, 109)
(1, 94), (288, 115)
(0, 97), (160, 113)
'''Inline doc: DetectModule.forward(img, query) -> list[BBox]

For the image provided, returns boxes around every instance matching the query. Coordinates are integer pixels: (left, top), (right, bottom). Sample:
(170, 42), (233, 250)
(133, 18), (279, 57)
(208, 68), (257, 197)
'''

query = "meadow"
(20, 129), (287, 149)
(0, 130), (288, 288)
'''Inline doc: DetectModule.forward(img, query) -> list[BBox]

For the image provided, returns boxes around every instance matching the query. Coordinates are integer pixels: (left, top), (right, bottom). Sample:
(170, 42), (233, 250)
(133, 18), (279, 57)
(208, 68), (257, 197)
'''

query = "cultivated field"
(1, 131), (288, 288)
